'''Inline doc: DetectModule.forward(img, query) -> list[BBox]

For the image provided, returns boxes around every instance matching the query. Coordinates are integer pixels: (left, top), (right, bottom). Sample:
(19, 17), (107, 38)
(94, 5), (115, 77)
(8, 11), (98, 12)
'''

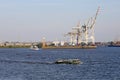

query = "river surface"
(0, 47), (120, 80)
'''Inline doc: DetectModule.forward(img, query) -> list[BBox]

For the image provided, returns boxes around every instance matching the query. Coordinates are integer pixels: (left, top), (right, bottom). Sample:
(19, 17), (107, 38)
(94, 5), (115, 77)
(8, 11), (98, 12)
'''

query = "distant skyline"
(0, 0), (120, 42)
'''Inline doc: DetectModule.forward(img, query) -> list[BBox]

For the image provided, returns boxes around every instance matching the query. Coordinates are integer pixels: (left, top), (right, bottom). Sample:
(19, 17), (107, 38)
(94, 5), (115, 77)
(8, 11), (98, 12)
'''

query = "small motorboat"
(30, 45), (39, 50)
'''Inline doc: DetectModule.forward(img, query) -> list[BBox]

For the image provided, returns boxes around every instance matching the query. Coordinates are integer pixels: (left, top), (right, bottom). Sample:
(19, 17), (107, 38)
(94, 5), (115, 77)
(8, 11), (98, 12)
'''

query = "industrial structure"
(65, 7), (100, 46)
(42, 7), (100, 49)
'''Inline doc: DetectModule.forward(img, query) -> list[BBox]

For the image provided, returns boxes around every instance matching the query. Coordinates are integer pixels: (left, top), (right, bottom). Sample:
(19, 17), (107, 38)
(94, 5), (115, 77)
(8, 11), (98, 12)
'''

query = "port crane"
(66, 7), (100, 45)
(65, 21), (82, 45)
(87, 6), (100, 44)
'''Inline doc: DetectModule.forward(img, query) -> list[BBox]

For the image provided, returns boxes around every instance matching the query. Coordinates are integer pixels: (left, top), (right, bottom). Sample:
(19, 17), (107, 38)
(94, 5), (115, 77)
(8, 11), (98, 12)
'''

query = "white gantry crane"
(66, 7), (100, 45)
(72, 21), (82, 45)
(89, 6), (100, 44)
(81, 6), (100, 45)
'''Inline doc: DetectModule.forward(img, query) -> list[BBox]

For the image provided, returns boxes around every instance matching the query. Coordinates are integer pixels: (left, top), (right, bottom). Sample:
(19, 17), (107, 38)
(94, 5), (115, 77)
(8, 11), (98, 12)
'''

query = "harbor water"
(0, 47), (120, 80)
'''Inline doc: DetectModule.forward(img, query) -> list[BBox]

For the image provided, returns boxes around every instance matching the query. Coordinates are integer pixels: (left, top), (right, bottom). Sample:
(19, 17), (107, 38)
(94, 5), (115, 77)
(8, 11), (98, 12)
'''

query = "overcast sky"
(0, 0), (120, 42)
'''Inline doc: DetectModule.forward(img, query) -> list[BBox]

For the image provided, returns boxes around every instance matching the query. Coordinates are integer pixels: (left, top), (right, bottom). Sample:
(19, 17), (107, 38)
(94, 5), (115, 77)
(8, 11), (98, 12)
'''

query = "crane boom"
(90, 6), (100, 29)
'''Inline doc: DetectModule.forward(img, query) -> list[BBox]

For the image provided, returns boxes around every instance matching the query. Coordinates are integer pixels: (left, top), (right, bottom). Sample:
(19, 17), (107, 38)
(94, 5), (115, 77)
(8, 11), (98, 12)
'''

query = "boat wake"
(0, 59), (82, 65)
(0, 59), (53, 64)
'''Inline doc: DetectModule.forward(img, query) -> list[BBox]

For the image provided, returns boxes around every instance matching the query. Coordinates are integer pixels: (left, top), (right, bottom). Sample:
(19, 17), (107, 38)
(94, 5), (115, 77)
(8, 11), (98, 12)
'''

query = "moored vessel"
(41, 40), (97, 49)
(108, 41), (120, 47)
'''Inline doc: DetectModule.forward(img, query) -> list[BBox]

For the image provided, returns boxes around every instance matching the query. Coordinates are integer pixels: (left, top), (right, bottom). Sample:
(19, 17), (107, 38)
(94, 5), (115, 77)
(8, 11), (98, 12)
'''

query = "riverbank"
(0, 46), (30, 48)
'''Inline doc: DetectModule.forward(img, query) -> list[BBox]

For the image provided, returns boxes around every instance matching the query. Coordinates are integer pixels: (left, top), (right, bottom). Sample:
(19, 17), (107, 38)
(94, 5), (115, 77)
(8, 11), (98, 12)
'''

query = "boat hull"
(42, 45), (97, 49)
(108, 45), (120, 47)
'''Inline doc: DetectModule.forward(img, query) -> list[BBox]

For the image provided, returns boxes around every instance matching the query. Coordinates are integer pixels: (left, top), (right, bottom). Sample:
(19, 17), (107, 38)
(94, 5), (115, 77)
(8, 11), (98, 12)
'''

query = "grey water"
(0, 47), (120, 80)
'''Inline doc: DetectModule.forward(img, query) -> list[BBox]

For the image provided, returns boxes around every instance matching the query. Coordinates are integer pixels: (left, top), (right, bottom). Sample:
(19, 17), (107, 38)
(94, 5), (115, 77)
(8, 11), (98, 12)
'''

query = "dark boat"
(108, 41), (120, 47)
(108, 45), (120, 47)
(55, 59), (82, 64)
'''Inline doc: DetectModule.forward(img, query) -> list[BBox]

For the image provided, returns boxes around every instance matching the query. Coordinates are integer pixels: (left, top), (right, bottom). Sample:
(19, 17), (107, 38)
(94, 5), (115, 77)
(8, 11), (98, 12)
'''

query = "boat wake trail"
(0, 59), (82, 65)
(0, 59), (54, 65)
